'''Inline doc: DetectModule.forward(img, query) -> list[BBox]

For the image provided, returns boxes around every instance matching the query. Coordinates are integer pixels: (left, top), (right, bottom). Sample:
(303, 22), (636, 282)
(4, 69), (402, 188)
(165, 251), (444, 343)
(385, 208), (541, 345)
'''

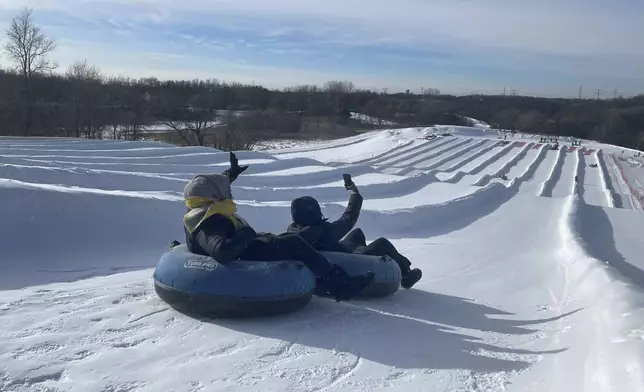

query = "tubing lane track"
(395, 139), (488, 175)
(421, 139), (488, 170)
(607, 153), (642, 209)
(514, 143), (550, 185)
(574, 148), (585, 201)
(392, 138), (473, 169)
(494, 142), (551, 192)
(473, 142), (534, 186)
(373, 137), (456, 167)
(596, 150), (621, 208)
(440, 140), (501, 173)
(556, 184), (644, 391)
(347, 140), (415, 166)
(538, 147), (566, 197)
(237, 164), (380, 188)
(384, 142), (566, 238)
(565, 189), (644, 290)
(270, 131), (378, 155)
(441, 141), (516, 184)
(394, 145), (556, 236)
(468, 141), (518, 176)
(235, 172), (439, 202)
(612, 152), (643, 209)
(367, 139), (439, 166)
(595, 150), (615, 205)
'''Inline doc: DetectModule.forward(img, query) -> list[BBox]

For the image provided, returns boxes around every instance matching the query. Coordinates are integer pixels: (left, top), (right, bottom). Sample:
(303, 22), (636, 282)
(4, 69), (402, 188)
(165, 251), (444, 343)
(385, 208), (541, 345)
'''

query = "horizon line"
(1, 66), (639, 102)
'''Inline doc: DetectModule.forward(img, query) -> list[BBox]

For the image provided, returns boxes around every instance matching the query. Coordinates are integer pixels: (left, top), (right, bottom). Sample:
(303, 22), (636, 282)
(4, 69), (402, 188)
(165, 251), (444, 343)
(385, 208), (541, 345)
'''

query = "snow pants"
(341, 228), (412, 274)
(240, 233), (333, 276)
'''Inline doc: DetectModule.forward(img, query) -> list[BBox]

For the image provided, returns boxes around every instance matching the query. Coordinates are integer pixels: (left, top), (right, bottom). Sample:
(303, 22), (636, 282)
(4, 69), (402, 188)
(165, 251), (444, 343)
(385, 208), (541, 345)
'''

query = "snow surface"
(459, 115), (491, 129)
(2, 127), (644, 392)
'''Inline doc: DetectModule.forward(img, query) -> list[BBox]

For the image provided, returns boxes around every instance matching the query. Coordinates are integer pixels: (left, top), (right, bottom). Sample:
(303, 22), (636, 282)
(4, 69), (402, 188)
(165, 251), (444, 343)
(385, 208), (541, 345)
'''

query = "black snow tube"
(318, 252), (402, 298)
(153, 245), (316, 318)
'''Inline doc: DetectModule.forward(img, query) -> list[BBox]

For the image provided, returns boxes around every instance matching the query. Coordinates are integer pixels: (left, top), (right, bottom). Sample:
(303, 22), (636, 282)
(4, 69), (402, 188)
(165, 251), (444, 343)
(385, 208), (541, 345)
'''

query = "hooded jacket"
(183, 171), (274, 263)
(183, 173), (250, 233)
(286, 193), (363, 252)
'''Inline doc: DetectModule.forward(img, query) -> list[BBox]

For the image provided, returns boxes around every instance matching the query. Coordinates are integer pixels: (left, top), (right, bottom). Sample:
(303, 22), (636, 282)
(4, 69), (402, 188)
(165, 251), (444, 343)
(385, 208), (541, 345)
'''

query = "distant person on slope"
(286, 177), (423, 289)
(181, 152), (375, 302)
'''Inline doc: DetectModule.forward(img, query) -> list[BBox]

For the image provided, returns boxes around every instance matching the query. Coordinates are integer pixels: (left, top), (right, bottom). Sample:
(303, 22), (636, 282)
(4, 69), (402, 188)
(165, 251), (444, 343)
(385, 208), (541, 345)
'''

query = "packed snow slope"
(2, 126), (644, 392)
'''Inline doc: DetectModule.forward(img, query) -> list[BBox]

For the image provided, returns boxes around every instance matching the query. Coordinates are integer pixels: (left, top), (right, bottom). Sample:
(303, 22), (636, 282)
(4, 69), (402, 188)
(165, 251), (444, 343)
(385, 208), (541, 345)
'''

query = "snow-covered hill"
(2, 127), (644, 392)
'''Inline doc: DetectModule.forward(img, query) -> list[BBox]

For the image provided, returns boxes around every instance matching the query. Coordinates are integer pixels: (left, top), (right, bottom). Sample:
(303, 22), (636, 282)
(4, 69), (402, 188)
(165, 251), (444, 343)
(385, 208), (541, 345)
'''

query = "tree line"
(2, 8), (643, 151)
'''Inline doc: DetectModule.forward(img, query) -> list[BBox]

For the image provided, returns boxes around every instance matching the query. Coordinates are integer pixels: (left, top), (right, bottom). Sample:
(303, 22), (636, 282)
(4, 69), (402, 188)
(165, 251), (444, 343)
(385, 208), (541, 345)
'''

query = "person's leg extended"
(361, 238), (412, 273)
(241, 234), (376, 301)
(342, 228), (367, 247)
(242, 234), (333, 276)
(361, 237), (422, 289)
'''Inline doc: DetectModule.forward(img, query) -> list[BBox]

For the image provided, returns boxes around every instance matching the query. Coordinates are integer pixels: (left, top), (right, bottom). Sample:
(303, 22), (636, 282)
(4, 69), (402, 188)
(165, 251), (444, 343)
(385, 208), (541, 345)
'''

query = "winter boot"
(401, 268), (422, 289)
(317, 265), (375, 302)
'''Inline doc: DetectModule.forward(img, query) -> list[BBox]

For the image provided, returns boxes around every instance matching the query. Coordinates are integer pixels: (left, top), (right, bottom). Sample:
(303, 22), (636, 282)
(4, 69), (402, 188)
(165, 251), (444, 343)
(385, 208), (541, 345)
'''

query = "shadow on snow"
(194, 289), (580, 374)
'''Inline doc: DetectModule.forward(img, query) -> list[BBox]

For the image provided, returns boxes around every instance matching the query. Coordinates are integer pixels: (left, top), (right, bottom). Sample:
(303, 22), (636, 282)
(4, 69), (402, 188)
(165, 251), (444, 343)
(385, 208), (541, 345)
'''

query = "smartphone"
(342, 173), (353, 189)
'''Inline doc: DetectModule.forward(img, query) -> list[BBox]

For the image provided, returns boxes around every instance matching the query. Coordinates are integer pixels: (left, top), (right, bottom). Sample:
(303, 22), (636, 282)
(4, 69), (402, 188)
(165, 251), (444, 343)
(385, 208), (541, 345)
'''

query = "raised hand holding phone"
(342, 173), (359, 193)
(342, 173), (352, 189)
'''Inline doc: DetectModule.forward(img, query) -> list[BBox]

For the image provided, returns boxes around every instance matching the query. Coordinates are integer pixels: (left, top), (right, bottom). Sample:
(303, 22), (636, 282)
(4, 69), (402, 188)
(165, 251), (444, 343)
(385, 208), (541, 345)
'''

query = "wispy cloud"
(0, 0), (642, 97)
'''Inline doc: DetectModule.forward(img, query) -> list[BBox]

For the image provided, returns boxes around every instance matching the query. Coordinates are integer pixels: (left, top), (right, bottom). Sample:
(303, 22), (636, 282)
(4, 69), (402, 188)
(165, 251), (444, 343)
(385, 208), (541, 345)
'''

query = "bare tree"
(4, 8), (58, 77)
(123, 91), (151, 141)
(491, 108), (520, 131)
(284, 84), (319, 93)
(423, 87), (441, 96)
(211, 111), (261, 151)
(66, 59), (101, 81)
(0, 71), (22, 135)
(323, 80), (355, 94)
(515, 110), (545, 133)
(324, 80), (355, 113)
(596, 109), (626, 143)
(161, 114), (217, 146)
(159, 98), (217, 146)
(158, 88), (229, 146)
(4, 7), (57, 135)
(362, 99), (389, 128)
(65, 60), (103, 138)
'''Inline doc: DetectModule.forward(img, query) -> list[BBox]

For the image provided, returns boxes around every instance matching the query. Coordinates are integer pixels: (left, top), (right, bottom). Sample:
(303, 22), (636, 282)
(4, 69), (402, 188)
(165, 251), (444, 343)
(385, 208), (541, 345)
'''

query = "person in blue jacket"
(286, 180), (423, 289)
(181, 152), (375, 302)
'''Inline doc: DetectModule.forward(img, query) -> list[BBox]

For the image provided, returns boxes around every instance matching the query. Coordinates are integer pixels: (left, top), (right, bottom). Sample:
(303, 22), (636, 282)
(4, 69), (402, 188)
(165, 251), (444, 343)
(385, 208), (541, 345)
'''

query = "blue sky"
(0, 0), (643, 98)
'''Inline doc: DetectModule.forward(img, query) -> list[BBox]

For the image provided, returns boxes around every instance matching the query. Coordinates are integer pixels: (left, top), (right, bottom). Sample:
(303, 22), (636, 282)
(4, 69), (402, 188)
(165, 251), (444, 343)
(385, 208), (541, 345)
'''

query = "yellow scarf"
(183, 197), (249, 233)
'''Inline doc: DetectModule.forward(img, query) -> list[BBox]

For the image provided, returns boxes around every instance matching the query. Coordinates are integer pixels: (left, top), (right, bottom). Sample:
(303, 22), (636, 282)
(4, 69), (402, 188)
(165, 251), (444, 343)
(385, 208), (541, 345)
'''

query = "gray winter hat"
(184, 174), (232, 202)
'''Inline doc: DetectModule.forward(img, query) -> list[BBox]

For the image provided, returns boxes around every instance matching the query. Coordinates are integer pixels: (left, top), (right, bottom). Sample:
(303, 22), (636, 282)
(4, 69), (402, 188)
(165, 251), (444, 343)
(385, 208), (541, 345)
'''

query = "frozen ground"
(1, 127), (644, 392)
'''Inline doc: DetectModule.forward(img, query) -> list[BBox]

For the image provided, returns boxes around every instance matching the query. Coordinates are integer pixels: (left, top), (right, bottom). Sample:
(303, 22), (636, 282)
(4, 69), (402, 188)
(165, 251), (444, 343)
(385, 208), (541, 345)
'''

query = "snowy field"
(2, 126), (644, 392)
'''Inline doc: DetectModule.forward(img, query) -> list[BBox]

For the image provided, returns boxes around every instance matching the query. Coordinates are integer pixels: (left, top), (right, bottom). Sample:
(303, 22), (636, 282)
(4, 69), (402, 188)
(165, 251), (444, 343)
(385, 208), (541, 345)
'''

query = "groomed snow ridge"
(2, 126), (644, 392)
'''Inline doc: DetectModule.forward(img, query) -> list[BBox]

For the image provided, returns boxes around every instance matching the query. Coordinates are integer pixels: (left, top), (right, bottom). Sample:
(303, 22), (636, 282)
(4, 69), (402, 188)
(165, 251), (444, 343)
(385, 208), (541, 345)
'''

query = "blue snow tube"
(153, 245), (316, 318)
(319, 252), (402, 298)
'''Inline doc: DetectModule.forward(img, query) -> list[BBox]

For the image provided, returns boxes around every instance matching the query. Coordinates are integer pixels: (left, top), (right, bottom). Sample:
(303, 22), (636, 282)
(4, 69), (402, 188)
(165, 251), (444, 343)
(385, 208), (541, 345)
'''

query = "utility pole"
(578, 86), (582, 99)
(596, 89), (601, 100)
(503, 87), (506, 96)
(614, 88), (618, 99)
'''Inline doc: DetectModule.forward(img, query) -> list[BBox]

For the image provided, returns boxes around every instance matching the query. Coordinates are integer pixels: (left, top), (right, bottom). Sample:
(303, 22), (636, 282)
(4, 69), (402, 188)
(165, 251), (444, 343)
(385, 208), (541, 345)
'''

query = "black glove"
(228, 151), (249, 181)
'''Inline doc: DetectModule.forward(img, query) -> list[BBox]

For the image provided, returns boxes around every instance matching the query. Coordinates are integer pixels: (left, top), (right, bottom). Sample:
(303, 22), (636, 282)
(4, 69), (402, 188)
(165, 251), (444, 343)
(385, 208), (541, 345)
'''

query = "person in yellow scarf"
(181, 152), (375, 303)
